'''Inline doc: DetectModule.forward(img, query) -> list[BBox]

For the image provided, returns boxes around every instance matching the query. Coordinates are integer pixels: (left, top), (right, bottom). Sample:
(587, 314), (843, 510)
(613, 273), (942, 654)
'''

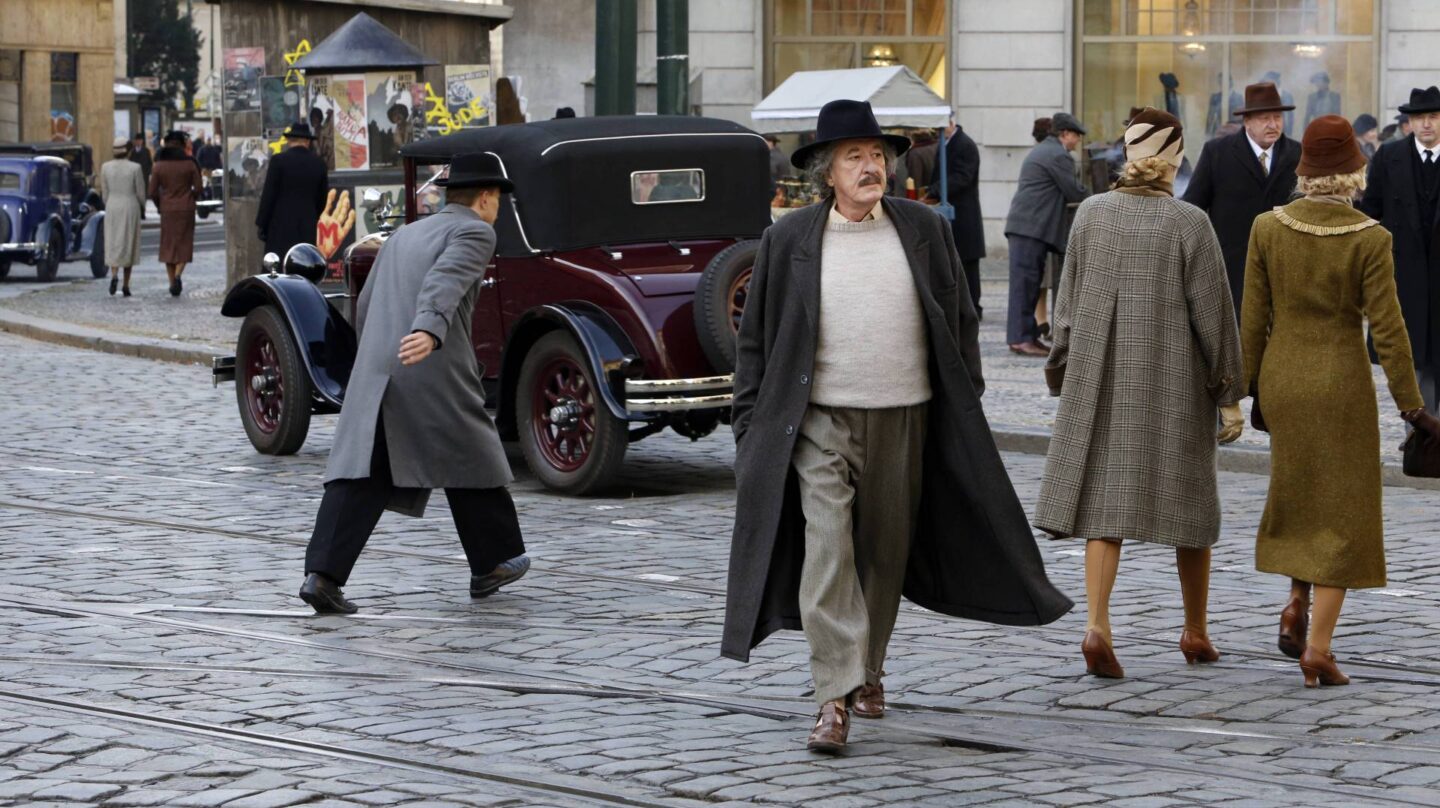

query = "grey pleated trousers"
(791, 403), (927, 705)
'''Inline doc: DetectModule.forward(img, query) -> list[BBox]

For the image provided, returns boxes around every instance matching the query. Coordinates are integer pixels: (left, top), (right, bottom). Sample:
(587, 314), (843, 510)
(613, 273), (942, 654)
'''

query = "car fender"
(497, 302), (641, 435)
(220, 274), (356, 409)
(76, 211), (103, 257)
(34, 215), (64, 259)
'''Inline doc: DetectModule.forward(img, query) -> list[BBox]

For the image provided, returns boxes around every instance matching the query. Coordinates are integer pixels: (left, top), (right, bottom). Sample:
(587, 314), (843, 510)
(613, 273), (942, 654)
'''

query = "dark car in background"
(0, 143), (106, 281)
(214, 116), (771, 494)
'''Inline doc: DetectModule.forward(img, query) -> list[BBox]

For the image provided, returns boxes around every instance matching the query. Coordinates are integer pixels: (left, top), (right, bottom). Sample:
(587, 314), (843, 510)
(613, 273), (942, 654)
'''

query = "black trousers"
(305, 423), (525, 586)
(961, 258), (982, 318)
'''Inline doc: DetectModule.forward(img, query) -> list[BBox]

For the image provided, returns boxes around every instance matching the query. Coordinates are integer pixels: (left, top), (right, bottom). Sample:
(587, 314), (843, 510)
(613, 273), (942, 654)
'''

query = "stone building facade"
(506, 0), (1440, 254)
(0, 0), (116, 158)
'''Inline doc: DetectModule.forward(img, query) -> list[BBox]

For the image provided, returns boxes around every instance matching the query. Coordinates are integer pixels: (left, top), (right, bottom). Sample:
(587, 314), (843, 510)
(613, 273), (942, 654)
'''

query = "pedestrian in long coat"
(1182, 82), (1300, 314)
(256, 122), (329, 260)
(127, 133), (152, 217)
(1360, 86), (1440, 413)
(1003, 112), (1090, 355)
(1242, 115), (1440, 688)
(98, 137), (145, 296)
(148, 131), (203, 297)
(928, 115), (986, 318)
(1036, 108), (1245, 681)
(298, 153), (529, 615)
(723, 100), (1071, 754)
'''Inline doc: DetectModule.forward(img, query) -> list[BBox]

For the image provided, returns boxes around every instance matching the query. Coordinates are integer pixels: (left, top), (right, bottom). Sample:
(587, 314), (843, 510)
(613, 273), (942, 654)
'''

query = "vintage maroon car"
(214, 116), (770, 494)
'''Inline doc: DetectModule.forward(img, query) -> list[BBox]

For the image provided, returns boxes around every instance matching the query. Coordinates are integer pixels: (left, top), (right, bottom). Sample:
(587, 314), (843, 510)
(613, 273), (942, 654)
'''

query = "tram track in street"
(0, 687), (686, 808)
(4, 493), (1440, 686)
(0, 643), (1435, 808)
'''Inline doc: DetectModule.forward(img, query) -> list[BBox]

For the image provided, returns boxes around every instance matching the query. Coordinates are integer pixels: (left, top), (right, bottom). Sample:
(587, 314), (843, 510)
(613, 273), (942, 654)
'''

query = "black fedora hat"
(282, 121), (315, 140)
(790, 99), (911, 170)
(436, 152), (515, 193)
(1399, 86), (1440, 115)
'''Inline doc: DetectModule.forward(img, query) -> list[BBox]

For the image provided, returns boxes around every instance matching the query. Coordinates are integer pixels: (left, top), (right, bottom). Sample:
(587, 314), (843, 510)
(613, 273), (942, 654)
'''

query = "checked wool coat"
(1035, 190), (1245, 548)
(721, 197), (1073, 662)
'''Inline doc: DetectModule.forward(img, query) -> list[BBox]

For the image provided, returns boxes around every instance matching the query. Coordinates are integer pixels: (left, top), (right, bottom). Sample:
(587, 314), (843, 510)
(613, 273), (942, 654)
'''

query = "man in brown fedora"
(722, 99), (1071, 754)
(1183, 81), (1300, 313)
(1362, 86), (1440, 412)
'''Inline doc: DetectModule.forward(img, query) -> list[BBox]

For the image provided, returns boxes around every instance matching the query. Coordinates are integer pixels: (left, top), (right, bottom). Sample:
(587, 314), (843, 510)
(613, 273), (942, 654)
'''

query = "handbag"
(1402, 424), (1440, 478)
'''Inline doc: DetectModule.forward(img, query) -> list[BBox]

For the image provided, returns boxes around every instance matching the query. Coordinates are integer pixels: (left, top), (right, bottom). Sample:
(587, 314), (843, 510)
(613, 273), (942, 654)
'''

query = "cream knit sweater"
(810, 205), (932, 408)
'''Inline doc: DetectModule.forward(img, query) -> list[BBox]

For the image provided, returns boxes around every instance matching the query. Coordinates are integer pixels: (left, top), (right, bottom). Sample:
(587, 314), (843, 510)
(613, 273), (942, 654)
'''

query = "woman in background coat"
(1036, 108), (1245, 680)
(148, 131), (202, 297)
(1241, 115), (1440, 687)
(99, 137), (145, 296)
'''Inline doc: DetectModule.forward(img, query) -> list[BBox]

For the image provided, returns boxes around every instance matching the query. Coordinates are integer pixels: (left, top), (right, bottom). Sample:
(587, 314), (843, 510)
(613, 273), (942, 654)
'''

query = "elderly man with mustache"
(722, 100), (1071, 754)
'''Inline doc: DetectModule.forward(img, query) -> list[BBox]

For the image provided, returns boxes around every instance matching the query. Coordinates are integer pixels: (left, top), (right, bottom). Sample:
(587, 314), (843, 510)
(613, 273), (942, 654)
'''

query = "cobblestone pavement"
(2, 332), (1440, 807)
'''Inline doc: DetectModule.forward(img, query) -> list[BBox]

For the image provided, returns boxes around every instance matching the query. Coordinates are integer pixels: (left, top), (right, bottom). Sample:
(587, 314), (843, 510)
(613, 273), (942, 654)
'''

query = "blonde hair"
(1119, 155), (1176, 184)
(1297, 166), (1367, 197)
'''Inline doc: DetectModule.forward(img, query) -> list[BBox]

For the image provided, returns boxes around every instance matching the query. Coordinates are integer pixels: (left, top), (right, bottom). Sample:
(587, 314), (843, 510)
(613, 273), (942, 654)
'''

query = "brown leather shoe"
(1082, 630), (1124, 679)
(1299, 646), (1349, 688)
(806, 699), (849, 753)
(852, 681), (885, 719)
(1278, 596), (1309, 660)
(1009, 341), (1050, 357)
(1179, 629), (1220, 664)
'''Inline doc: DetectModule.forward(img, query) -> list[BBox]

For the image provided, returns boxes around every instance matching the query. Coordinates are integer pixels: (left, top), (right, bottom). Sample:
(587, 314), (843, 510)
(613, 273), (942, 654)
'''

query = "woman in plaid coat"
(1035, 109), (1246, 680)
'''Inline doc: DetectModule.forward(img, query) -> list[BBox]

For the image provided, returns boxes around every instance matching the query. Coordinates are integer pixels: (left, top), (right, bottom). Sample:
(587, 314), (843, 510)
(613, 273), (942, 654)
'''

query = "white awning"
(114, 81), (146, 98)
(750, 66), (950, 133)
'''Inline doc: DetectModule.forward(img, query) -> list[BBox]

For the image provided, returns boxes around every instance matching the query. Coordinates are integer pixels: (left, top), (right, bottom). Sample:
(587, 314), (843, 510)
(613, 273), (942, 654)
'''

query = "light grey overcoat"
(1035, 190), (1244, 549)
(324, 203), (512, 516)
(99, 158), (145, 267)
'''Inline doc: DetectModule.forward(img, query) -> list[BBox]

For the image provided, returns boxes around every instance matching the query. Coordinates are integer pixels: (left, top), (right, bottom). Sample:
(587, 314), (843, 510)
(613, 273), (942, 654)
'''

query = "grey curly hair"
(802, 140), (898, 199)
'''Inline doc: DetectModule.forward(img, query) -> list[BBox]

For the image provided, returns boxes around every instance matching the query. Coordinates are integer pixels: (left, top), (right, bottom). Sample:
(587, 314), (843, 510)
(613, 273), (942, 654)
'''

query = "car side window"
(50, 168), (66, 197)
(631, 169), (704, 204)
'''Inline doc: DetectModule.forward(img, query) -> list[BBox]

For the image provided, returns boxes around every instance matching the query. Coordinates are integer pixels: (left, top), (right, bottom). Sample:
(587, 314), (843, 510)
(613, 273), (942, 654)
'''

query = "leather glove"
(1217, 403), (1244, 445)
(1402, 408), (1440, 439)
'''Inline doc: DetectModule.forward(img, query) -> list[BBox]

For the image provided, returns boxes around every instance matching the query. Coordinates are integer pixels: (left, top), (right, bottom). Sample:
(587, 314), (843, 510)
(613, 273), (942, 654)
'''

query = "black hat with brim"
(790, 99), (911, 170)
(282, 122), (316, 140)
(436, 152), (515, 193)
(1399, 86), (1440, 115)
(162, 130), (188, 145)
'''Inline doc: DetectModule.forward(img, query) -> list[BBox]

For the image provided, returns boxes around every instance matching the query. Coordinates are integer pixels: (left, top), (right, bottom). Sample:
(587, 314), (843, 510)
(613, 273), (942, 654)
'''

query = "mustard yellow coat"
(1241, 198), (1423, 589)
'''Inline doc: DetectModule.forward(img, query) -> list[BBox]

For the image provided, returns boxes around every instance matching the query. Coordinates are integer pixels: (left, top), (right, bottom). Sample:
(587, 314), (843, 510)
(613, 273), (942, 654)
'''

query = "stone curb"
(0, 307), (224, 367)
(4, 308), (1437, 492)
(992, 424), (1440, 492)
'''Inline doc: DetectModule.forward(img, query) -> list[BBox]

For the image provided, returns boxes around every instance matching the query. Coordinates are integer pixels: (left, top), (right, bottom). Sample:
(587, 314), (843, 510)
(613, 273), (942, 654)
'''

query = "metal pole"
(936, 126), (954, 221)
(595, 0), (637, 116)
(656, 0), (688, 116)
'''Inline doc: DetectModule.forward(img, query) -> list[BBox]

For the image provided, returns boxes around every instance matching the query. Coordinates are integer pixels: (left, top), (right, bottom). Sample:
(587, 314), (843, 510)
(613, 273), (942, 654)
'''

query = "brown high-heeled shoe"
(1278, 596), (1309, 660)
(1299, 646), (1349, 688)
(1179, 629), (1220, 664)
(1081, 630), (1124, 679)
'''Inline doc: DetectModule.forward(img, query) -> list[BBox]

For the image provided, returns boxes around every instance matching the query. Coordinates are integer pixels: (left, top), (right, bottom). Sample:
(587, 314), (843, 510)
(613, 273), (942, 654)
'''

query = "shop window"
(0, 50), (19, 143)
(1080, 0), (1375, 174)
(50, 52), (79, 143)
(768, 0), (948, 96)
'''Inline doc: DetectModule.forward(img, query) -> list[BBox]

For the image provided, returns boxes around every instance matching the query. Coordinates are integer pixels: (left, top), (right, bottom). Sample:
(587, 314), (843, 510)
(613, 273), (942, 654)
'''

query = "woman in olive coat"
(1036, 109), (1245, 680)
(1241, 115), (1440, 687)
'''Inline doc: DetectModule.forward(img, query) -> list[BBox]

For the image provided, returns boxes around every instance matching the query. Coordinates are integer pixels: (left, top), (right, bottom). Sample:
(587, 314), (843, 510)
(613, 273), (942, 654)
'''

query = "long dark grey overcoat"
(1003, 136), (1090, 252)
(1180, 129), (1299, 312)
(1360, 135), (1440, 370)
(721, 197), (1074, 662)
(324, 203), (512, 516)
(931, 126), (986, 262)
(255, 145), (329, 259)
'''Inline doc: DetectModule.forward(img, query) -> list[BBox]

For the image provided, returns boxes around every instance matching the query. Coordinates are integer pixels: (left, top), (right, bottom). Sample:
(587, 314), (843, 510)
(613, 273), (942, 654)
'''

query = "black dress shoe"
(470, 555), (530, 598)
(109, 277), (118, 295)
(169, 278), (181, 297)
(298, 572), (357, 614)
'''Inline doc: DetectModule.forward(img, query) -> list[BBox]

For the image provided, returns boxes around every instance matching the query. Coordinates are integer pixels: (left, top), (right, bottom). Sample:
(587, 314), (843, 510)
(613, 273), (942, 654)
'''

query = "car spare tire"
(693, 239), (758, 374)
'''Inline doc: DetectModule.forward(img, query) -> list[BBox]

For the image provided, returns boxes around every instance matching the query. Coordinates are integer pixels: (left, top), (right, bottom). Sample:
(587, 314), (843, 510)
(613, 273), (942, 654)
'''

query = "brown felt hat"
(1234, 81), (1295, 116)
(1297, 115), (1367, 177)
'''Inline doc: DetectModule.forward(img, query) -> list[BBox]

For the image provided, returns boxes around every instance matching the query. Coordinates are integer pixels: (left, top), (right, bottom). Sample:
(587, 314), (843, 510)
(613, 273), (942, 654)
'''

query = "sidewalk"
(1, 253), (1430, 487)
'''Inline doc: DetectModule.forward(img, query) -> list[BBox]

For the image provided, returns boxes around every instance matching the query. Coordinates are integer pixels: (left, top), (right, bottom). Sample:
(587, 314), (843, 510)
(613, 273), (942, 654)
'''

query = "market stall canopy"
(292, 10), (438, 71)
(750, 66), (950, 134)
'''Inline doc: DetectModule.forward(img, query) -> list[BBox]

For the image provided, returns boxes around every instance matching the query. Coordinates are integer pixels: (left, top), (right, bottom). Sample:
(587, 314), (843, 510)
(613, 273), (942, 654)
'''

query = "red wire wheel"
(516, 331), (627, 494)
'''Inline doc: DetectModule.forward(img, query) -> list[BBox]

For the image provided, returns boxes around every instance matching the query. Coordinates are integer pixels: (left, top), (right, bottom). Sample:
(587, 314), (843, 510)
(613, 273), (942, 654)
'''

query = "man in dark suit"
(928, 113), (986, 318)
(1182, 81), (1300, 314)
(256, 122), (329, 259)
(1361, 86), (1440, 412)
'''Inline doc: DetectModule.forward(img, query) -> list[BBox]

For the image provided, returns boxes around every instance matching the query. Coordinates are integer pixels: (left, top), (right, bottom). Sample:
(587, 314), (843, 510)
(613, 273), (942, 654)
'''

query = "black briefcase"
(1401, 428), (1440, 478)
